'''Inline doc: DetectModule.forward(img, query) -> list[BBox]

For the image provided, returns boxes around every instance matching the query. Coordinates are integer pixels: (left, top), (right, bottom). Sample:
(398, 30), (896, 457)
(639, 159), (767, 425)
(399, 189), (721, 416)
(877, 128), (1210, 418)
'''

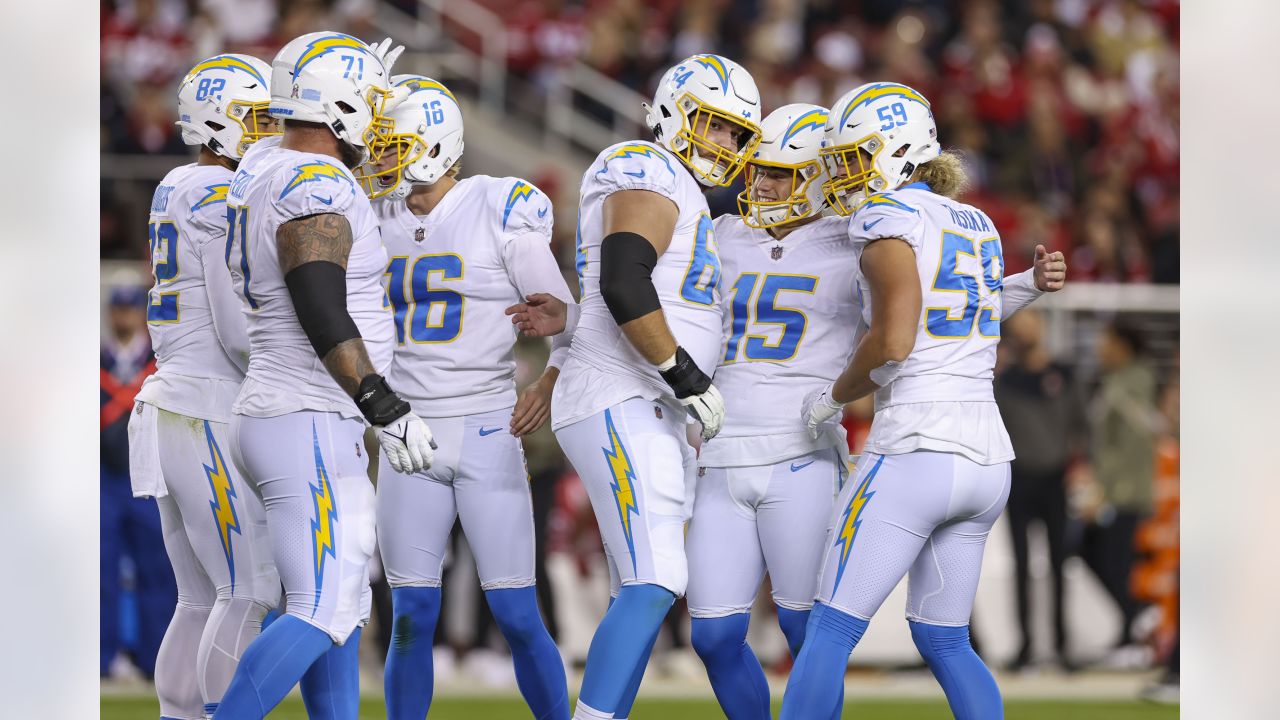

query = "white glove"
(802, 384), (845, 440)
(678, 383), (725, 441)
(369, 37), (405, 74)
(376, 412), (435, 474)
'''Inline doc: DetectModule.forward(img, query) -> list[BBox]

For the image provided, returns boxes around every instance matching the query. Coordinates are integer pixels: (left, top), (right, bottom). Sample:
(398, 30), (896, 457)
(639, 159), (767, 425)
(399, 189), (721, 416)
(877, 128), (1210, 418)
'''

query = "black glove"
(355, 374), (411, 426)
(658, 346), (712, 398)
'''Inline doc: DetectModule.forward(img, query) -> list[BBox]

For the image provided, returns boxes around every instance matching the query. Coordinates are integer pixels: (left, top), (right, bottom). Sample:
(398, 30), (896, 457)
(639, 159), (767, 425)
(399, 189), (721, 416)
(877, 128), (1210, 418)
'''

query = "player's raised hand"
(505, 293), (567, 337)
(511, 374), (555, 436)
(658, 346), (724, 440)
(369, 37), (405, 74)
(1033, 244), (1067, 292)
(376, 412), (436, 474)
(802, 384), (845, 440)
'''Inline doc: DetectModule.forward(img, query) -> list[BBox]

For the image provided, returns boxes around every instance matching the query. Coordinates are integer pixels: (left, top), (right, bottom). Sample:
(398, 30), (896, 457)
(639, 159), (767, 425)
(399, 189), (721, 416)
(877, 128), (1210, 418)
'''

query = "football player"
(778, 82), (1067, 720)
(549, 54), (762, 720)
(354, 74), (572, 720)
(128, 54), (282, 720)
(212, 33), (434, 720)
(691, 103), (1065, 720)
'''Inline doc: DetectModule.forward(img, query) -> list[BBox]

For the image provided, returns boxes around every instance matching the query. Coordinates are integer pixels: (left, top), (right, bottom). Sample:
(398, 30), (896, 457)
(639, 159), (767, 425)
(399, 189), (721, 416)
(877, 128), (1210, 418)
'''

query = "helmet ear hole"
(892, 143), (911, 158)
(428, 143), (440, 159)
(334, 100), (357, 115)
(205, 120), (226, 132)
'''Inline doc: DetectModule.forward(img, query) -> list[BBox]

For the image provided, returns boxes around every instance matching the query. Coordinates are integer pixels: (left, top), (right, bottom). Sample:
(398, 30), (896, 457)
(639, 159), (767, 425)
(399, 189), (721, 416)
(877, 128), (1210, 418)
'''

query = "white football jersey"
(375, 175), (554, 418)
(849, 182), (1013, 464)
(135, 163), (244, 422)
(700, 215), (863, 467)
(551, 141), (723, 430)
(226, 140), (394, 420)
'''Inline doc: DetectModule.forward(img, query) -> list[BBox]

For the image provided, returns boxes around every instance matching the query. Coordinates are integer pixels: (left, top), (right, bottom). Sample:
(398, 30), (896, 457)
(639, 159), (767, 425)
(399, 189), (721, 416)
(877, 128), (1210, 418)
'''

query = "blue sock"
(212, 614), (334, 719)
(778, 603), (867, 720)
(578, 583), (674, 715)
(776, 608), (843, 720)
(384, 586), (442, 720)
(909, 621), (1003, 720)
(614, 619), (658, 718)
(776, 607), (810, 658)
(691, 614), (770, 720)
(486, 587), (569, 720)
(300, 627), (362, 720)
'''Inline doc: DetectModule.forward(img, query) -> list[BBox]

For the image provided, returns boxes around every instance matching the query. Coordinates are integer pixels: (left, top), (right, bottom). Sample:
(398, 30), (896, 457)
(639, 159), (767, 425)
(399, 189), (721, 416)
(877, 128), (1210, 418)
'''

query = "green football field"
(101, 696), (1178, 719)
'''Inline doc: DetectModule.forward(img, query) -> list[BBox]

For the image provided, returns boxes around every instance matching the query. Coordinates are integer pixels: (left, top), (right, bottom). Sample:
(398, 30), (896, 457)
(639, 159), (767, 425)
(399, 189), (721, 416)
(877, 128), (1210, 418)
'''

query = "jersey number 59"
(925, 231), (1003, 339)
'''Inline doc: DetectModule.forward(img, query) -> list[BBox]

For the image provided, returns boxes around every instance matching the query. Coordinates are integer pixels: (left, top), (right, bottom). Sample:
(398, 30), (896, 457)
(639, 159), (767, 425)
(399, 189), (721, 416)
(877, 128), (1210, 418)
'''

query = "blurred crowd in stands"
(103, 0), (1178, 285)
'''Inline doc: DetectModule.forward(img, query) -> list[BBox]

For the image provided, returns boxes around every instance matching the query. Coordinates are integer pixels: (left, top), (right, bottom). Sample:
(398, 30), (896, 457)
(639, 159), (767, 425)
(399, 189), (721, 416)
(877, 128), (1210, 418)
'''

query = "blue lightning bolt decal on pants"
(779, 451), (1011, 720)
(216, 411), (377, 719)
(554, 398), (700, 717)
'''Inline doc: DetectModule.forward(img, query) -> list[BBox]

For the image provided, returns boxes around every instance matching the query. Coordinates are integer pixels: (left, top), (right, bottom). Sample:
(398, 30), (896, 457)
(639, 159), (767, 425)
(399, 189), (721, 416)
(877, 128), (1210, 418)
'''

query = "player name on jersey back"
(226, 140), (394, 420)
(136, 162), (244, 422)
(375, 175), (553, 418)
(552, 141), (724, 430)
(700, 215), (862, 467)
(849, 182), (1013, 465)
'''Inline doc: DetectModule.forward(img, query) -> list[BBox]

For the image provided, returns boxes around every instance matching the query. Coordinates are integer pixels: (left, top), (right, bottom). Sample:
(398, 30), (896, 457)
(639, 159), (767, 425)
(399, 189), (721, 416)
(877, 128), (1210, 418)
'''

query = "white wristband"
(657, 353), (677, 371)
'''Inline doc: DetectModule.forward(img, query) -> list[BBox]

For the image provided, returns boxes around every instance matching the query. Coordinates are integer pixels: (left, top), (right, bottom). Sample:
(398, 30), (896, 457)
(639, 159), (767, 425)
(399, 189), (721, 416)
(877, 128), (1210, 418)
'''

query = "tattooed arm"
(276, 212), (374, 397)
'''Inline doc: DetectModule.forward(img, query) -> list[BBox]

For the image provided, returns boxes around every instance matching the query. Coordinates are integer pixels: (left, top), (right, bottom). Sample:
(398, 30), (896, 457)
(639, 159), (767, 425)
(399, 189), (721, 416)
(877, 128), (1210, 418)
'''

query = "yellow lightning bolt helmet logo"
(395, 75), (458, 103)
(293, 34), (371, 77)
(202, 421), (242, 591)
(840, 83), (931, 128)
(279, 161), (353, 199)
(309, 421), (338, 613)
(184, 55), (267, 86)
(831, 454), (884, 591)
(601, 410), (640, 572)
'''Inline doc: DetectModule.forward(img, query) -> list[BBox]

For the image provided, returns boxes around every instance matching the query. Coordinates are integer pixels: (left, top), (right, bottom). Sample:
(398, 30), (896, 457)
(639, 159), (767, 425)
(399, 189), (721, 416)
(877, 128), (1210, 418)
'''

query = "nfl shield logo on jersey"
(771, 245), (783, 260)
(414, 227), (425, 243)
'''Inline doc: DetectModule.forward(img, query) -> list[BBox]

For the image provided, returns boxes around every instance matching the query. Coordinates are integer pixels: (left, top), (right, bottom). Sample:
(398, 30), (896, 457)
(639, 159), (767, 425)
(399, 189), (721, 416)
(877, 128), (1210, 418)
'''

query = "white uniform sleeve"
(270, 159), (359, 222)
(184, 182), (249, 372)
(1001, 268), (1045, 320)
(848, 193), (926, 252)
(201, 236), (250, 372)
(589, 143), (682, 202)
(497, 178), (578, 370)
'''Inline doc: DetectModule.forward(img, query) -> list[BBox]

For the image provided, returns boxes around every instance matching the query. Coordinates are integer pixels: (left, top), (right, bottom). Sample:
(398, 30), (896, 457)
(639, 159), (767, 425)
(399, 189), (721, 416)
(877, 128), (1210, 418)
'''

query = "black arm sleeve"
(599, 231), (662, 325)
(284, 260), (361, 358)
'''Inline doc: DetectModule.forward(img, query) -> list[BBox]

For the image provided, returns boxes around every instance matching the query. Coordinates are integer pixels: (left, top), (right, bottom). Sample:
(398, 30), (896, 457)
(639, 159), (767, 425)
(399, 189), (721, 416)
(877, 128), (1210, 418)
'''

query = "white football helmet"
(644, 54), (763, 187)
(737, 104), (830, 228)
(820, 82), (939, 215)
(268, 32), (401, 166)
(355, 75), (465, 200)
(176, 54), (277, 160)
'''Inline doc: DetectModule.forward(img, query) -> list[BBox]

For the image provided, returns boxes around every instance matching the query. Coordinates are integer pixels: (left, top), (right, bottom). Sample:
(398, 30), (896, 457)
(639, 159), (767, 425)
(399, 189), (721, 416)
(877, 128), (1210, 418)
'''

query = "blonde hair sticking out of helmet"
(912, 150), (969, 199)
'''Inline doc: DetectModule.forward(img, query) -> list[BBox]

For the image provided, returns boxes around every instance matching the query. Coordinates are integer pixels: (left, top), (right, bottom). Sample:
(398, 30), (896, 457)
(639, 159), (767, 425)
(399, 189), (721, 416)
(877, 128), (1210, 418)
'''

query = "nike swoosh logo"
(537, 207), (548, 218)
(790, 460), (815, 472)
(622, 169), (646, 178)
(313, 194), (334, 205)
(478, 427), (503, 436)
(863, 218), (884, 232)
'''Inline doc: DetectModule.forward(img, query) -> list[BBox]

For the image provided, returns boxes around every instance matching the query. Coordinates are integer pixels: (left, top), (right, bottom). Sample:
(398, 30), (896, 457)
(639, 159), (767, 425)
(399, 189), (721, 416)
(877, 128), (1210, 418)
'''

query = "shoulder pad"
(272, 159), (358, 219)
(850, 192), (924, 249)
(590, 142), (680, 198)
(497, 178), (552, 239)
